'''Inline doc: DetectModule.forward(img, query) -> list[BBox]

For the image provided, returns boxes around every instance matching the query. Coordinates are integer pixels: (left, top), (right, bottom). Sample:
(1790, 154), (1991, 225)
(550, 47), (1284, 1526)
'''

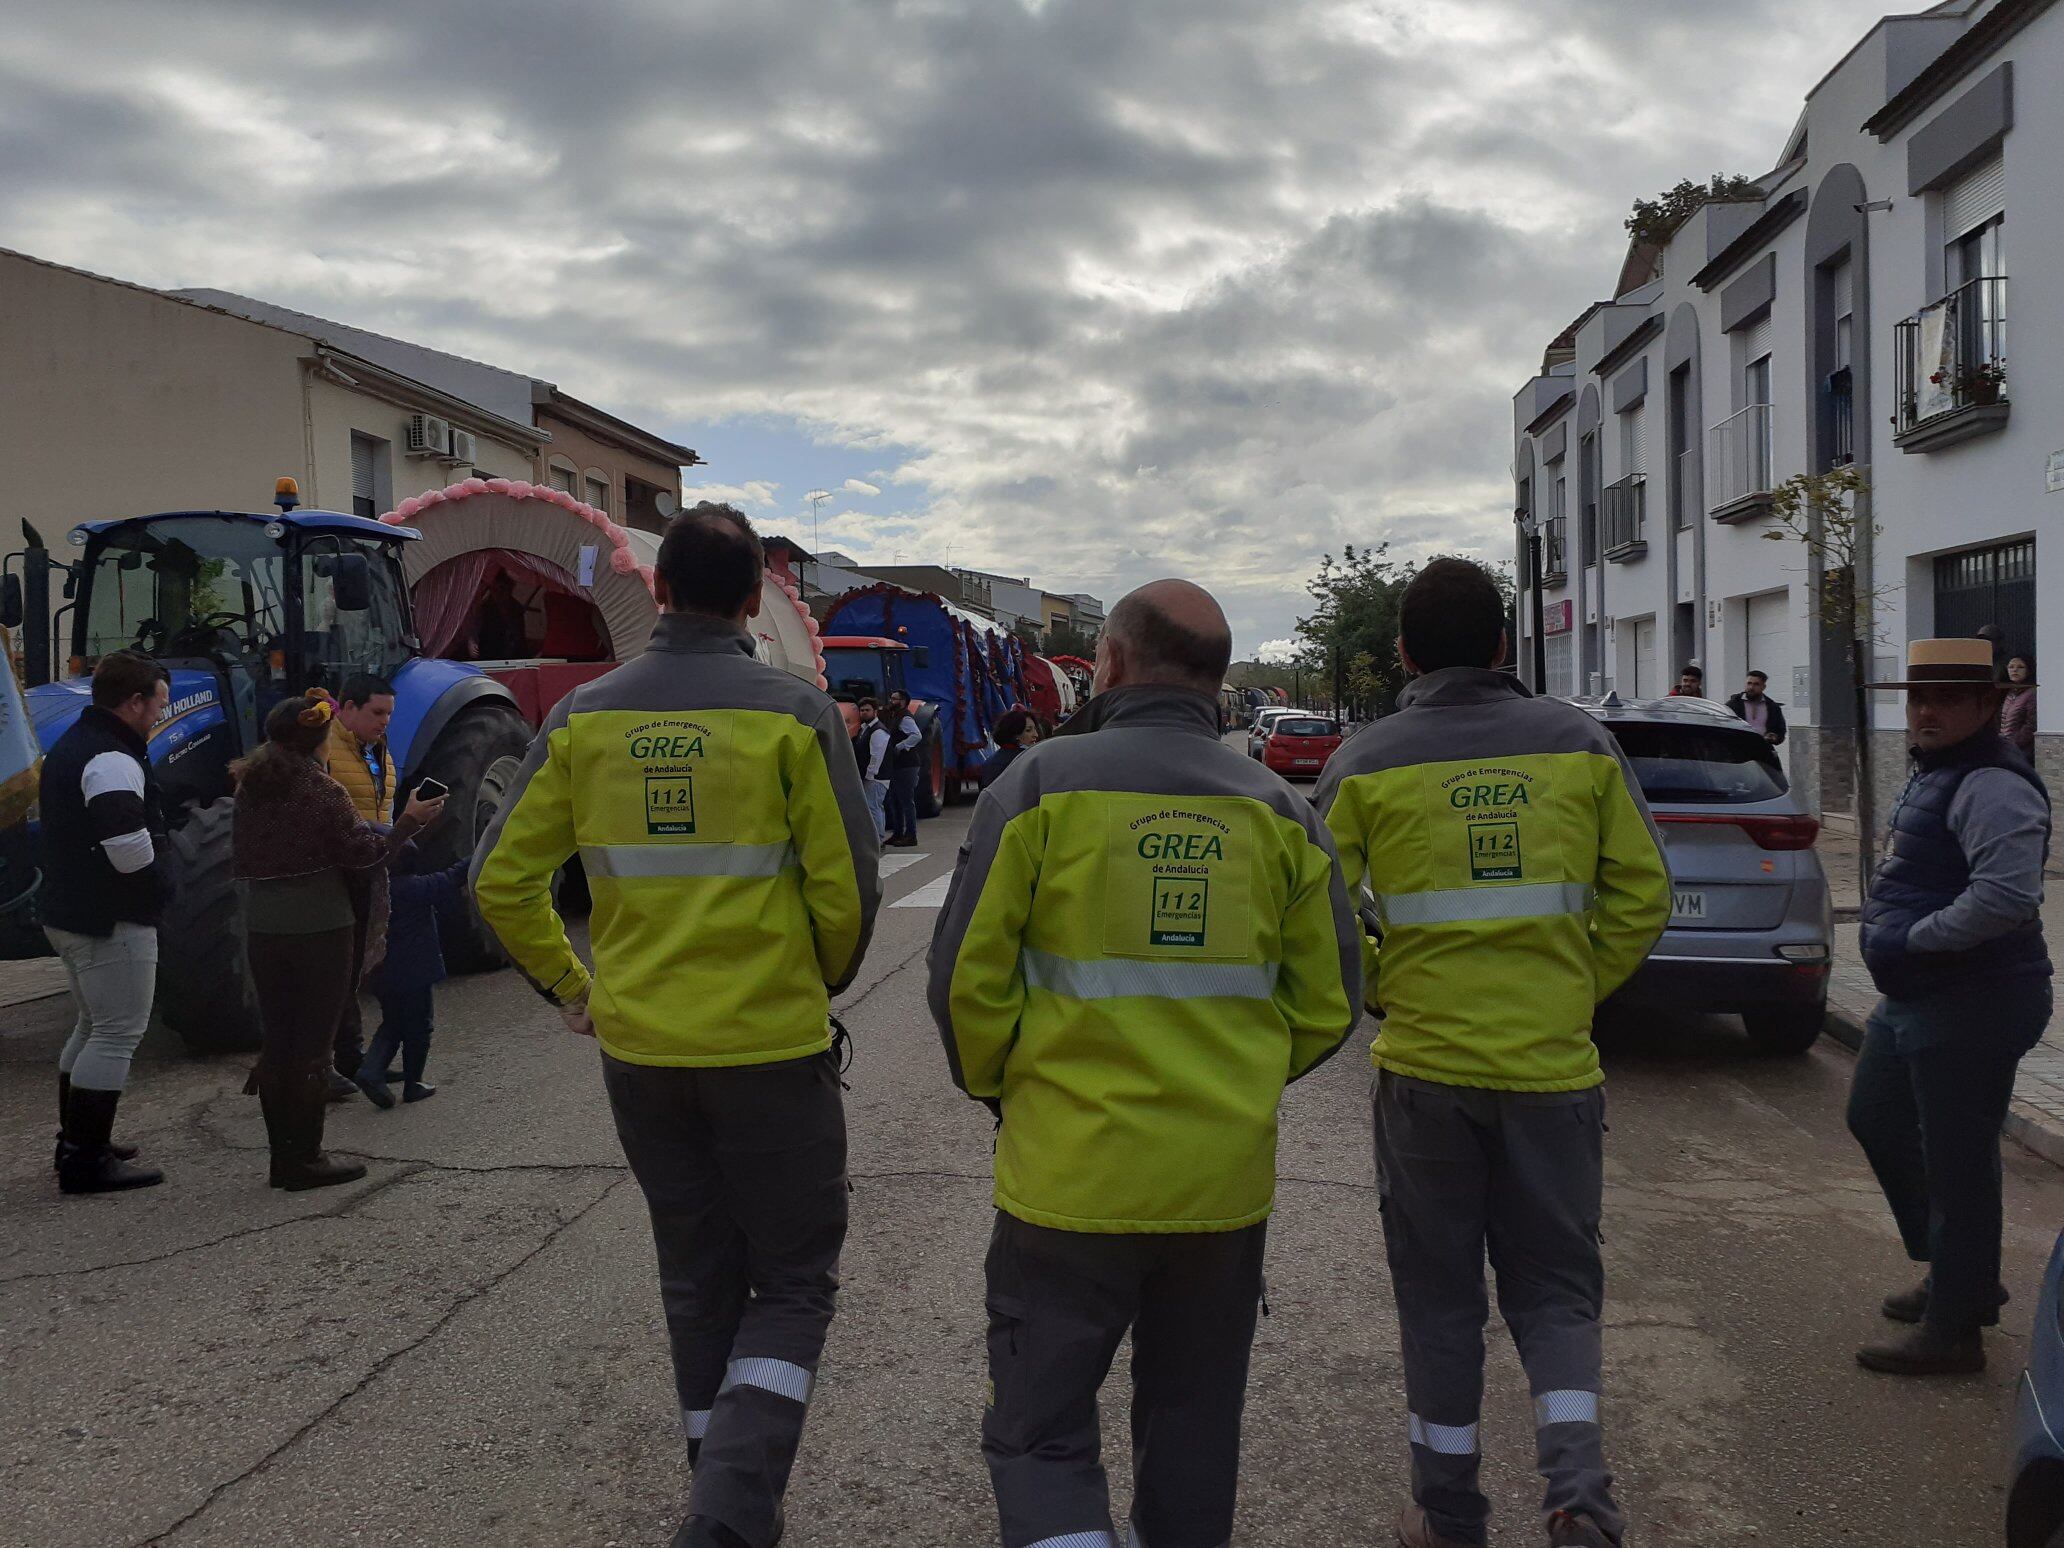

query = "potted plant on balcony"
(1930, 359), (2006, 407)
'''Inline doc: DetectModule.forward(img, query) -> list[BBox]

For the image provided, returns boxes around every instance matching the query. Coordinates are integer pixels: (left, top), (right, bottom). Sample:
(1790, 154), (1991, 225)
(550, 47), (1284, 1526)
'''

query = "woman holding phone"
(233, 690), (444, 1190)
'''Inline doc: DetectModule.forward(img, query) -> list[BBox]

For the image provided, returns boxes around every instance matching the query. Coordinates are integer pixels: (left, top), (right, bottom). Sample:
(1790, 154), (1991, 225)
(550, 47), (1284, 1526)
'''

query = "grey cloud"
(0, 0), (1894, 648)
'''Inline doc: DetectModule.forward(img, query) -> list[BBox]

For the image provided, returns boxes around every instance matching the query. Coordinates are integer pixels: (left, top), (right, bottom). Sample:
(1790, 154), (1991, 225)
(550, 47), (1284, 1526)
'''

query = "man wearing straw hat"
(1850, 637), (2052, 1376)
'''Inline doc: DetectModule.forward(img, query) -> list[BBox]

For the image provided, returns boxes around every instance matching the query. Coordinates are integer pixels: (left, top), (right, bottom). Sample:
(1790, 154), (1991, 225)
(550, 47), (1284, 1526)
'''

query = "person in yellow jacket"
(316, 673), (397, 1092)
(474, 505), (879, 1548)
(930, 579), (1361, 1548)
(321, 675), (396, 824)
(1315, 559), (1670, 1548)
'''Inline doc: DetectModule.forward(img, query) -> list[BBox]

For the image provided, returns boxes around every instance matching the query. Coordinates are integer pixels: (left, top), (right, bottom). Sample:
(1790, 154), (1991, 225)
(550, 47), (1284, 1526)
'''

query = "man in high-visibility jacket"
(474, 504), (879, 1548)
(1316, 559), (1670, 1548)
(930, 579), (1361, 1548)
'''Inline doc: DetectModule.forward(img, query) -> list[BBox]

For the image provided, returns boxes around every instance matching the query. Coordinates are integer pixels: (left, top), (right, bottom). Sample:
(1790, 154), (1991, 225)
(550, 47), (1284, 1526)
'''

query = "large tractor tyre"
(156, 798), (264, 1055)
(916, 732), (946, 819)
(409, 707), (534, 974)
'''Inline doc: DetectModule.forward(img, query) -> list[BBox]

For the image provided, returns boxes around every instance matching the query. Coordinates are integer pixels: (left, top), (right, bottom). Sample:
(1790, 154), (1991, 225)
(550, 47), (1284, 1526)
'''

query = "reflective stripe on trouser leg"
(1024, 1534), (1118, 1548)
(1534, 1390), (1598, 1427)
(721, 1356), (816, 1404)
(1409, 1415), (1481, 1454)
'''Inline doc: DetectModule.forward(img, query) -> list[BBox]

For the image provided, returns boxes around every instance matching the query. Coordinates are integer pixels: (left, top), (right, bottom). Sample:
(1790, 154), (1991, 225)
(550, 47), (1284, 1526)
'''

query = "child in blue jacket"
(355, 855), (469, 1108)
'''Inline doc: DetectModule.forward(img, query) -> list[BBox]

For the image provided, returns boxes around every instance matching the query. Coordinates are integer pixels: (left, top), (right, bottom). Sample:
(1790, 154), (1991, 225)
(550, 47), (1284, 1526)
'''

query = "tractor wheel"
(916, 734), (946, 818)
(409, 707), (534, 973)
(156, 798), (264, 1055)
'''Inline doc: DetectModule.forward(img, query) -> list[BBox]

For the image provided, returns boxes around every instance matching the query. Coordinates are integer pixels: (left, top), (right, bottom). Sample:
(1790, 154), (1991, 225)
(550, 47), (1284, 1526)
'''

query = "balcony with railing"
(1541, 516), (1568, 586)
(1602, 475), (1647, 560)
(1708, 402), (1775, 522)
(1894, 275), (2008, 452)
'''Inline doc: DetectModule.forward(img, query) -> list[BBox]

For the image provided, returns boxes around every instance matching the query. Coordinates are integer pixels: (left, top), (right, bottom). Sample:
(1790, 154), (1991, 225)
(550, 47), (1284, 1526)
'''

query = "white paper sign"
(577, 545), (598, 588)
(2047, 450), (2064, 495)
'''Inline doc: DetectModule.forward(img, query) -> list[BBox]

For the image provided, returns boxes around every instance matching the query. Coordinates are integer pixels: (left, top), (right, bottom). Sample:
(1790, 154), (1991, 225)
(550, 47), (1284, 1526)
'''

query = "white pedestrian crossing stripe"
(892, 875), (952, 909)
(879, 852), (929, 877)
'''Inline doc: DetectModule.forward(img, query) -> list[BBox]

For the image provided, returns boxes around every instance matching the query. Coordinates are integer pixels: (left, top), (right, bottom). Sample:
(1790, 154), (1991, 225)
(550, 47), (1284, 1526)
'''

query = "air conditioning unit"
(447, 428), (478, 465)
(406, 413), (451, 457)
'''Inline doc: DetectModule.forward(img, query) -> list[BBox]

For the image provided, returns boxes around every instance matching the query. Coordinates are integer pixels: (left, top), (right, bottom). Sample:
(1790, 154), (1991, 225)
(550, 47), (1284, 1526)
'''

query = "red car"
(1262, 716), (1343, 778)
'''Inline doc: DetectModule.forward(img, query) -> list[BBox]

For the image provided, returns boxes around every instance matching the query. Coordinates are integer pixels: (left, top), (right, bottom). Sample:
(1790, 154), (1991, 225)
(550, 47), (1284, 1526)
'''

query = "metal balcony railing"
(1895, 276), (2007, 438)
(1541, 517), (1568, 584)
(1602, 476), (1646, 558)
(1708, 403), (1774, 516)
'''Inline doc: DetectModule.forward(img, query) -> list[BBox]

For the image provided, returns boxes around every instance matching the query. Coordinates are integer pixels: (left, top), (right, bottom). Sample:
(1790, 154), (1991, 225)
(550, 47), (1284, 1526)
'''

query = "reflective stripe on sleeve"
(1020, 948), (1279, 1003)
(1534, 1389), (1599, 1426)
(1377, 881), (1594, 927)
(720, 1356), (814, 1404)
(580, 841), (797, 879)
(1408, 1414), (1481, 1455)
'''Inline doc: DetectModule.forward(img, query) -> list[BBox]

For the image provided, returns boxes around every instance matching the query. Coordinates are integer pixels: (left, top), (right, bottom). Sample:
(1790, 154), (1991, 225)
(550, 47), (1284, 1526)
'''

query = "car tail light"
(1655, 812), (1821, 851)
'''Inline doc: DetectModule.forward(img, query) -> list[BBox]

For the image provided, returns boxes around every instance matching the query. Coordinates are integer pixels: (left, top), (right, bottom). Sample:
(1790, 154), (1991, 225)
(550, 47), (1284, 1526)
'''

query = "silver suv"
(1571, 694), (1832, 1054)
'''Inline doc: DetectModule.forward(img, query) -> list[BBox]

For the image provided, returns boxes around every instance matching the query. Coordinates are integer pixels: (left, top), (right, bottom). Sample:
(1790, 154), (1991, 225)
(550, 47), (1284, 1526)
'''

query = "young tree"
(1625, 173), (1764, 249)
(1762, 465), (1889, 896)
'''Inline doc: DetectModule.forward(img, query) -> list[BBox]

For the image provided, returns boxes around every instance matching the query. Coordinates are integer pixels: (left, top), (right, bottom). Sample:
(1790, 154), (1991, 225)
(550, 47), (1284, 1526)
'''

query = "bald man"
(930, 580), (1362, 1548)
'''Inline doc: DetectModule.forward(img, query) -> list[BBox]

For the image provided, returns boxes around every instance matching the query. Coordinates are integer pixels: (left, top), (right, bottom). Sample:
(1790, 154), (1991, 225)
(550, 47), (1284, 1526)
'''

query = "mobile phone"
(414, 778), (450, 802)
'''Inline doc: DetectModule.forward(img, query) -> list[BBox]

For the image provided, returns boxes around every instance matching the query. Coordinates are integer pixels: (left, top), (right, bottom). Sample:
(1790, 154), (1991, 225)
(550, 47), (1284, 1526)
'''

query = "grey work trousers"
(1374, 1072), (1619, 1547)
(982, 1211), (1266, 1548)
(47, 922), (158, 1092)
(602, 1050), (849, 1548)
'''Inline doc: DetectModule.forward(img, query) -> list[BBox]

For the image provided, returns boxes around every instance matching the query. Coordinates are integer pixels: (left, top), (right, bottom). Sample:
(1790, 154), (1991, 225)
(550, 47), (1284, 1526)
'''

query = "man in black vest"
(1851, 638), (2052, 1375)
(40, 650), (172, 1194)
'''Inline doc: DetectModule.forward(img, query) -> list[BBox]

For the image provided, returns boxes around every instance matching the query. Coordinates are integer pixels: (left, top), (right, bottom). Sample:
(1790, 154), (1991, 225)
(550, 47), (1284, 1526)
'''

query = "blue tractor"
(0, 482), (535, 1053)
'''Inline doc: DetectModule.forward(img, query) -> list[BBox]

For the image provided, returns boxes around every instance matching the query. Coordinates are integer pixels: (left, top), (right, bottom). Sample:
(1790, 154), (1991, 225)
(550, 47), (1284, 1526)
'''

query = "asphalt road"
(5, 787), (2064, 1547)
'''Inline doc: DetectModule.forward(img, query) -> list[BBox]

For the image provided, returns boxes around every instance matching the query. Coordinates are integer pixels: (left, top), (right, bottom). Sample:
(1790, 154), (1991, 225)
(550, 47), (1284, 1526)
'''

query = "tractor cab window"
(80, 517), (288, 673)
(298, 535), (415, 688)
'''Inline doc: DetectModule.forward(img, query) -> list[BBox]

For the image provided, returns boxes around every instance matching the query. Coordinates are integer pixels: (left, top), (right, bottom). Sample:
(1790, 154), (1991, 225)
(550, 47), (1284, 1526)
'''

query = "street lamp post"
(1518, 508), (1546, 691)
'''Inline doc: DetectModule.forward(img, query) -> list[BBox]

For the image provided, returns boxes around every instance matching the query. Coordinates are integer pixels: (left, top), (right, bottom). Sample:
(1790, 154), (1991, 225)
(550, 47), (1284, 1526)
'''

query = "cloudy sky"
(2, 0), (1896, 654)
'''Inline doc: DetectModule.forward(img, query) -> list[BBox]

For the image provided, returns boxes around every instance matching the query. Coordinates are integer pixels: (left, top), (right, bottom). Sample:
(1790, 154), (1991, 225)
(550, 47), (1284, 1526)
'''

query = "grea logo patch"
(626, 717), (716, 837)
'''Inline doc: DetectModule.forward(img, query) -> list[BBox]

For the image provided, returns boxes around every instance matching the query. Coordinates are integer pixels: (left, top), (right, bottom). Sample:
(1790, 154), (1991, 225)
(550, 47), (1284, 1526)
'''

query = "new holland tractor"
(0, 481), (533, 1055)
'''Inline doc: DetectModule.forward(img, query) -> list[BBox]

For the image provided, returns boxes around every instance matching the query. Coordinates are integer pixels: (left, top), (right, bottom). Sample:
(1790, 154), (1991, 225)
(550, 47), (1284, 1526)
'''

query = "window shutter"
(1944, 154), (2006, 240)
(1742, 315), (1772, 373)
(1622, 404), (1645, 480)
(350, 436), (376, 504)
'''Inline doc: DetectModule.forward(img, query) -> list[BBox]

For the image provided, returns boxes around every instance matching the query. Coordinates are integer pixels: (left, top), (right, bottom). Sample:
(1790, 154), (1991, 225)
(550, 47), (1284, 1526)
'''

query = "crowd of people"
(37, 499), (2055, 1548)
(43, 667), (460, 1196)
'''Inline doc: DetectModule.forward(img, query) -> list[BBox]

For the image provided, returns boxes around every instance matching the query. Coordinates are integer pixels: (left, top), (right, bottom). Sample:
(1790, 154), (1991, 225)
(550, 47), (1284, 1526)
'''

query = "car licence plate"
(1295, 757), (1321, 766)
(1671, 889), (1706, 923)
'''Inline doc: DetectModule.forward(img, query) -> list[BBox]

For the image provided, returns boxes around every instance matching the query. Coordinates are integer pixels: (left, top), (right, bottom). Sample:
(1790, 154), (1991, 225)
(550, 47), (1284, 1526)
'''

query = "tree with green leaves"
(1626, 174), (1763, 250)
(1293, 548), (1513, 719)
(1762, 465), (1888, 895)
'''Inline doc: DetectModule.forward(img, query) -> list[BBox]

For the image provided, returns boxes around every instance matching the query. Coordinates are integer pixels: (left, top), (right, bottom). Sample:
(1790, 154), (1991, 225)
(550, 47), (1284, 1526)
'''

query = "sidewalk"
(1817, 810), (2064, 1167)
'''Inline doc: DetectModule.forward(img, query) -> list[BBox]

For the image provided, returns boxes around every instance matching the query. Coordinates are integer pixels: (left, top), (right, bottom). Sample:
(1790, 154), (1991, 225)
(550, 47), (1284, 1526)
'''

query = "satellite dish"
(654, 492), (677, 517)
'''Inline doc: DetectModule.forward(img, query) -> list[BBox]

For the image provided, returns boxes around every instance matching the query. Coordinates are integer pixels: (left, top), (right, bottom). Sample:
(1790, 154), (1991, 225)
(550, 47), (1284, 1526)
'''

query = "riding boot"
(58, 1086), (164, 1194)
(271, 1070), (366, 1192)
(55, 1073), (138, 1171)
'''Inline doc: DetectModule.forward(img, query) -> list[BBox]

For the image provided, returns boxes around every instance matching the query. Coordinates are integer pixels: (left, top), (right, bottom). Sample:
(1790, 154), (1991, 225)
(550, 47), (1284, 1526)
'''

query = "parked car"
(2011, 1229), (2064, 1547)
(1263, 716), (1343, 779)
(1246, 706), (1298, 757)
(1573, 694), (1832, 1054)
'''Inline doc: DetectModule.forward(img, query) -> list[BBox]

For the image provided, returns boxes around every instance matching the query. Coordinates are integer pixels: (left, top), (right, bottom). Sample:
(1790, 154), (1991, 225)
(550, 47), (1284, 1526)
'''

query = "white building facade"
(1512, 0), (2059, 820)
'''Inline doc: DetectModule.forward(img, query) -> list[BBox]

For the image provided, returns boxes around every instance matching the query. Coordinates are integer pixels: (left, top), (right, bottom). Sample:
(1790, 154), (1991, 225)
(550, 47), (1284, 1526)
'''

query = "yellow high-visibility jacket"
(1316, 668), (1671, 1092)
(473, 612), (880, 1067)
(928, 686), (1362, 1234)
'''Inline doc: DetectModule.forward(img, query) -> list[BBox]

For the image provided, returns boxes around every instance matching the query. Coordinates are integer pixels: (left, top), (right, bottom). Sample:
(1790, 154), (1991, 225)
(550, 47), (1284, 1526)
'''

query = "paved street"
(5, 795), (2064, 1547)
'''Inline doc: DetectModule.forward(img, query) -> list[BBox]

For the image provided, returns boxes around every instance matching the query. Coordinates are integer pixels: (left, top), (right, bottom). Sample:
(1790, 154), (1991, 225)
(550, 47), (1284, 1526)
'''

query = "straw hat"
(1870, 638), (2027, 690)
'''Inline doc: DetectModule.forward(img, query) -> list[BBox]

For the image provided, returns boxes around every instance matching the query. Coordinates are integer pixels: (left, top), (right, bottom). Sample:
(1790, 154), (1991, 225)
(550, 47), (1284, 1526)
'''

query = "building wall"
(304, 376), (533, 517)
(1512, 0), (2064, 828)
(0, 252), (314, 526)
(534, 408), (683, 533)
